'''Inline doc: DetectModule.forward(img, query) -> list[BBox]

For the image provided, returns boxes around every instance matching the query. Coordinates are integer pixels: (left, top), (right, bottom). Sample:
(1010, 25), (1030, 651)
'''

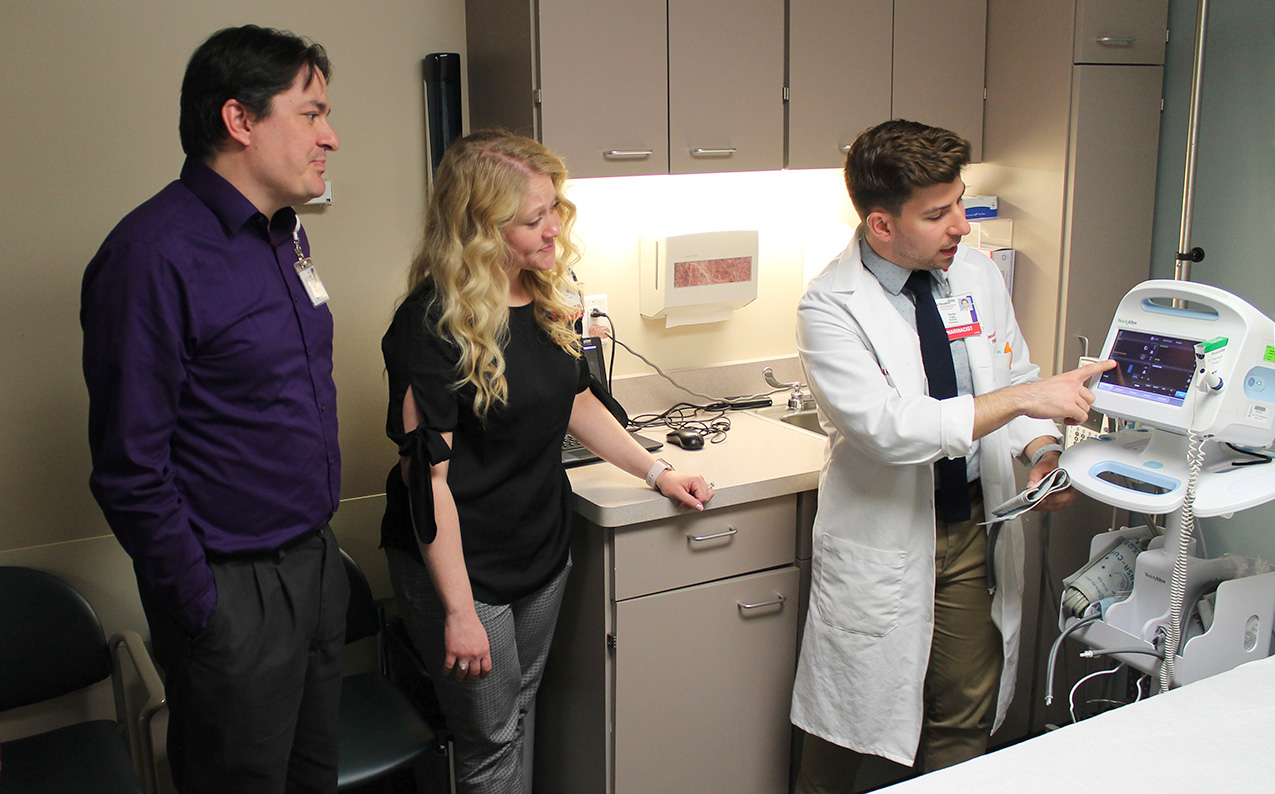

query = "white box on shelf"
(979, 246), (1015, 297)
(969, 217), (1013, 249)
(963, 193), (998, 219)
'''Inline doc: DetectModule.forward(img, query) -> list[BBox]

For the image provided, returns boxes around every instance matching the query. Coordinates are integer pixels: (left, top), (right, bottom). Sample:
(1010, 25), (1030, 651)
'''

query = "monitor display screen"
(1096, 329), (1198, 407)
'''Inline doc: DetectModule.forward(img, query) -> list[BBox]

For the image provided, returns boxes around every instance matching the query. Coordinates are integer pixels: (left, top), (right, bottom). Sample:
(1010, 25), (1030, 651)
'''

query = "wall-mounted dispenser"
(639, 230), (759, 328)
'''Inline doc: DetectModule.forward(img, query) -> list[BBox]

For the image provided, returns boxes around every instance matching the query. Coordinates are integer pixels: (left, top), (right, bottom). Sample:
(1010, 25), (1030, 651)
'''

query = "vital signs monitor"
(1055, 280), (1275, 688)
(1090, 279), (1275, 446)
(1063, 279), (1275, 515)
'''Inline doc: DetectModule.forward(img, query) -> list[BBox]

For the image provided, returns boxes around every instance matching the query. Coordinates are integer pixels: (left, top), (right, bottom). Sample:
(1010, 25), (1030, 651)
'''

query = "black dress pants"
(141, 524), (349, 794)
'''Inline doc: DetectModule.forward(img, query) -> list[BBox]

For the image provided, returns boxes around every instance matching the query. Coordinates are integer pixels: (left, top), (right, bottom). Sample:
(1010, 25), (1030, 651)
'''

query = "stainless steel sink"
(780, 410), (826, 435)
(751, 404), (827, 437)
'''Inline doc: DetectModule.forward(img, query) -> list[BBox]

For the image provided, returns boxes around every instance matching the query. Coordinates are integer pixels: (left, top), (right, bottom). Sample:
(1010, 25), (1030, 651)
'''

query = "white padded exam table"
(878, 655), (1275, 792)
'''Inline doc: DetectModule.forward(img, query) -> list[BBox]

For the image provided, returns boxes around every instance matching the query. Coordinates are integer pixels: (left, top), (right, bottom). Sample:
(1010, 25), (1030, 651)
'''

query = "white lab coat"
(790, 227), (1058, 766)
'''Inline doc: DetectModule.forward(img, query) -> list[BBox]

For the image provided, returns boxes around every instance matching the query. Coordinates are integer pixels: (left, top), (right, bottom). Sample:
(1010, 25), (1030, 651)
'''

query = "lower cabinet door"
(613, 566), (800, 794)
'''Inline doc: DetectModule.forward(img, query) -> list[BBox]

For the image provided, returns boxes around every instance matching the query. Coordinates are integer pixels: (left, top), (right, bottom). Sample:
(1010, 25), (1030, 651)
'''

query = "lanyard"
(291, 216), (329, 307)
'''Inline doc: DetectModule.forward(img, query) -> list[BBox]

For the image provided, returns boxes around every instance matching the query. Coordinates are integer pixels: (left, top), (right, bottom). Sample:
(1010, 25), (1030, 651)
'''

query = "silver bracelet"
(645, 458), (673, 490)
(1028, 442), (1063, 468)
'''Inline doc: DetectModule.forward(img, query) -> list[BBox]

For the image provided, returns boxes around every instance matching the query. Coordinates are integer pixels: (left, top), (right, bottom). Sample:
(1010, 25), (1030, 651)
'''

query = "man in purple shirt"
(81, 25), (347, 793)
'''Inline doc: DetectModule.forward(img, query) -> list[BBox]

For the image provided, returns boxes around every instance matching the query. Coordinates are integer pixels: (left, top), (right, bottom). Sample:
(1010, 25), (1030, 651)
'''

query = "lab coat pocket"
(992, 349), (1013, 390)
(814, 533), (906, 637)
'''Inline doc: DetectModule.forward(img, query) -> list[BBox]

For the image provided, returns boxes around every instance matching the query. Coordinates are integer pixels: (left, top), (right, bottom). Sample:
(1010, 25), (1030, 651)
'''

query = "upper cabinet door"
(466, 0), (537, 138)
(788, 0), (893, 170)
(667, 0), (785, 174)
(1060, 64), (1164, 366)
(892, 0), (988, 162)
(537, 0), (669, 177)
(1073, 0), (1169, 65)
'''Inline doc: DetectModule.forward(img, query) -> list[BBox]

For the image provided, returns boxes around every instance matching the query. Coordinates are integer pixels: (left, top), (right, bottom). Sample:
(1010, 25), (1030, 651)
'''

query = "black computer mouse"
(665, 429), (705, 450)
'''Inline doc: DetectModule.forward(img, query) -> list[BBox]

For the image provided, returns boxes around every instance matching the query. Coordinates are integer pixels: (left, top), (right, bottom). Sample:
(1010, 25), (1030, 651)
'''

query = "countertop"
(567, 409), (828, 527)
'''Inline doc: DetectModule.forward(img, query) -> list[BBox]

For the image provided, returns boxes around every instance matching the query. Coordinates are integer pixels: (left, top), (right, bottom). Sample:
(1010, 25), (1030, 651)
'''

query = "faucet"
(762, 367), (815, 411)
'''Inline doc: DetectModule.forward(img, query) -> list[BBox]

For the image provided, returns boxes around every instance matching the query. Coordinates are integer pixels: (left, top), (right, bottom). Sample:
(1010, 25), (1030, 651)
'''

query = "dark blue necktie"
(903, 269), (971, 523)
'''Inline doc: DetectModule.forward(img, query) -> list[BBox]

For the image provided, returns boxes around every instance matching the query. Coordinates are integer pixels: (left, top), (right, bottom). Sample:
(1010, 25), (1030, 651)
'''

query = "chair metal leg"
(110, 631), (166, 794)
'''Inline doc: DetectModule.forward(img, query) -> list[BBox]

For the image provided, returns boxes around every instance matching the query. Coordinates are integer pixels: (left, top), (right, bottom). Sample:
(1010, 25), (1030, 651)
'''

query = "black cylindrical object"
(423, 53), (462, 175)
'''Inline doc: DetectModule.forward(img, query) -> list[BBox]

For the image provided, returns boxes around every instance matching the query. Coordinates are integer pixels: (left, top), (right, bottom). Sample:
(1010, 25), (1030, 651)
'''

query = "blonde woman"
(380, 131), (713, 792)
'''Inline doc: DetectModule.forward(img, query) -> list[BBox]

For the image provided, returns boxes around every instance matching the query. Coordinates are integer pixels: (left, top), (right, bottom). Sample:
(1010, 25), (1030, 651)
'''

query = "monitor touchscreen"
(1096, 329), (1198, 407)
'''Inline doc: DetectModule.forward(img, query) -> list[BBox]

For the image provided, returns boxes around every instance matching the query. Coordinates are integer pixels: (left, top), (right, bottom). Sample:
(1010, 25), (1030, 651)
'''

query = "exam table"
(879, 654), (1275, 792)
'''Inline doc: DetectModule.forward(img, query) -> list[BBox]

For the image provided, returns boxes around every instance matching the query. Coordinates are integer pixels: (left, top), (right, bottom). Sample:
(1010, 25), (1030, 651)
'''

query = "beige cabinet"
(980, 0), (1168, 739)
(614, 567), (799, 793)
(538, 0), (669, 177)
(1060, 64), (1165, 367)
(981, 0), (1169, 376)
(466, 0), (784, 178)
(787, 0), (989, 169)
(1073, 0), (1170, 64)
(534, 495), (801, 794)
(668, 0), (785, 174)
(893, 0), (989, 161)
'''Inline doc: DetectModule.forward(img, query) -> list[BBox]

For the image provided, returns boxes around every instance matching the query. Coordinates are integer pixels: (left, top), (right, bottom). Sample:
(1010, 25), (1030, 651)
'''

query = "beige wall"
(564, 168), (858, 376)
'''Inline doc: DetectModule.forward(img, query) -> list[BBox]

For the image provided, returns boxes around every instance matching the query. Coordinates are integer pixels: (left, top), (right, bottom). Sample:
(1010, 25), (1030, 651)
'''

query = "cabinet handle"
(738, 593), (787, 612)
(687, 526), (738, 543)
(1095, 36), (1136, 46)
(689, 147), (736, 158)
(603, 149), (654, 160)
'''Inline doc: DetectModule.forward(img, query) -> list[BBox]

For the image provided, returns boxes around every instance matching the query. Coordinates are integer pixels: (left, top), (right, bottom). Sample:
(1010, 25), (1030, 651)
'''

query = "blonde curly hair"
(404, 130), (582, 420)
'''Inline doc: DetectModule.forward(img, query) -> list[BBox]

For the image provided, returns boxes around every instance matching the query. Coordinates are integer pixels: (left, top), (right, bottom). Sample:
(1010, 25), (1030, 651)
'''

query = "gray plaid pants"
(386, 547), (571, 794)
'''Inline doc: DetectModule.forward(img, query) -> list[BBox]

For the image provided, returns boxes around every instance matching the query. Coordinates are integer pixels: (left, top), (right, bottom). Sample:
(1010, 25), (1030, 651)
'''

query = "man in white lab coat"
(790, 120), (1114, 789)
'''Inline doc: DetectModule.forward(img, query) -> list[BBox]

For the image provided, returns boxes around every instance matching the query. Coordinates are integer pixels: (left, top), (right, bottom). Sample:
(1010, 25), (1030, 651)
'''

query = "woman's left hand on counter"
(657, 471), (715, 511)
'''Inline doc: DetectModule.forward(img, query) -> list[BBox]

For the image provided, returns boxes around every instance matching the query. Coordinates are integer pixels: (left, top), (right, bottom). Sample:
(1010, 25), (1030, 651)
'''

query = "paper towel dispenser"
(639, 230), (758, 327)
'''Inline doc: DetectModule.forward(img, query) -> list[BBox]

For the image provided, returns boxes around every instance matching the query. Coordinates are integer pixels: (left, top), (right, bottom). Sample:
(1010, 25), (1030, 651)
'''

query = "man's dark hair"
(179, 25), (332, 161)
(844, 119), (971, 219)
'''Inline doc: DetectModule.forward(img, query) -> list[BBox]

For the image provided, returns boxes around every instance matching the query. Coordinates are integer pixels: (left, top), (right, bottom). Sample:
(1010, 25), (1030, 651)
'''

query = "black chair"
(0, 566), (164, 794)
(338, 550), (445, 792)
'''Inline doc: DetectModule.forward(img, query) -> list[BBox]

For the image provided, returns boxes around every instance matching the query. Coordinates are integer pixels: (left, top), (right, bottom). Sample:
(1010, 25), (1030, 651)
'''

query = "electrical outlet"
(583, 294), (608, 320)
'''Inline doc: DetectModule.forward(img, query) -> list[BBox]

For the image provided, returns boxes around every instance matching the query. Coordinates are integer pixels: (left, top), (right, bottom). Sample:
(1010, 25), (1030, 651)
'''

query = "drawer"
(1073, 0), (1168, 65)
(613, 566), (799, 794)
(612, 495), (796, 600)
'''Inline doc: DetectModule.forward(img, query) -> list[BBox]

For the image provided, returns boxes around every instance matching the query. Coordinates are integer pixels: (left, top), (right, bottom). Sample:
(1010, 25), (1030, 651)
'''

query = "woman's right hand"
(657, 470), (715, 511)
(443, 607), (492, 681)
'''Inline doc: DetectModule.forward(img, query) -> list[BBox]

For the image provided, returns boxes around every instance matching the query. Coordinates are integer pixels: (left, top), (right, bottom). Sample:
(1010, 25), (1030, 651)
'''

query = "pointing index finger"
(1075, 358), (1117, 378)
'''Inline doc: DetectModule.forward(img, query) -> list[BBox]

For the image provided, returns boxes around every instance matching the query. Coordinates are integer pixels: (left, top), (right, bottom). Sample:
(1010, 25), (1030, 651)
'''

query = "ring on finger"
(458, 662), (470, 672)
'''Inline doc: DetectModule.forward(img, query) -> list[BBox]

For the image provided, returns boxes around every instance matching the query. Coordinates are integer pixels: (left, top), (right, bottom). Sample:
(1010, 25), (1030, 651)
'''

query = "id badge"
(935, 293), (981, 340)
(294, 257), (330, 307)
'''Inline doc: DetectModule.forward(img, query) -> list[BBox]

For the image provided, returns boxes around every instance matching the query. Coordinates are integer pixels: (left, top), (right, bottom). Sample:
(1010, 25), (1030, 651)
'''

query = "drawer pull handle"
(1095, 36), (1136, 46)
(603, 149), (654, 160)
(688, 526), (738, 543)
(690, 147), (736, 158)
(738, 593), (787, 612)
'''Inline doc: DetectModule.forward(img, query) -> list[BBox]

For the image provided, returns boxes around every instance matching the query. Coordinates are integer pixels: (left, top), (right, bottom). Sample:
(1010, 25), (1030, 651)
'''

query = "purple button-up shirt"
(82, 158), (341, 635)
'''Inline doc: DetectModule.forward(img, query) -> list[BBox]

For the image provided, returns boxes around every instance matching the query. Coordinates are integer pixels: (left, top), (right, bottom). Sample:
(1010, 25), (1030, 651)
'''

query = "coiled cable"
(1159, 429), (1207, 693)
